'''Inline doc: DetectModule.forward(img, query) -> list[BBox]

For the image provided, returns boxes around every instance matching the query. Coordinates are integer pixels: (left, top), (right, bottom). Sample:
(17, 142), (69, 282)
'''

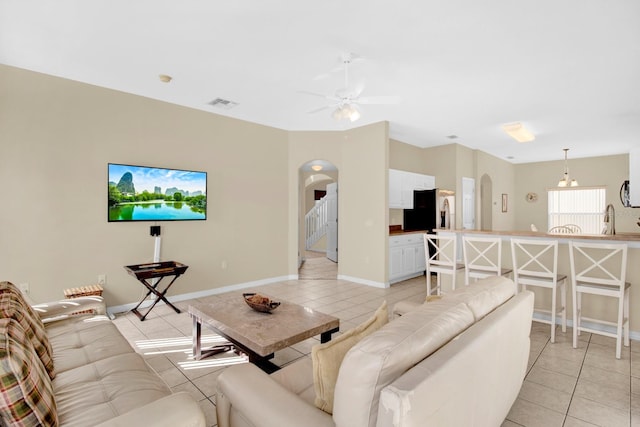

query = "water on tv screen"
(108, 163), (207, 222)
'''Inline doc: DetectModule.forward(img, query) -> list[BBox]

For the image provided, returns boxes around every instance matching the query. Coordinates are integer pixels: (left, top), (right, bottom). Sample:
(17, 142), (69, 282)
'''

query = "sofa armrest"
(217, 363), (334, 427)
(94, 392), (206, 427)
(32, 296), (106, 323)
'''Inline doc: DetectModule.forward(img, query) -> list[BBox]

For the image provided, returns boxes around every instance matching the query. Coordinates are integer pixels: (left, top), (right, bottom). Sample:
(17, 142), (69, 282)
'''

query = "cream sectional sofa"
(215, 276), (534, 427)
(0, 281), (205, 427)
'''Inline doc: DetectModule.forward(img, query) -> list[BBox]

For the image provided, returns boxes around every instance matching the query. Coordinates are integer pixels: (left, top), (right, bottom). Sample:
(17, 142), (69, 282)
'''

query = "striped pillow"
(0, 282), (55, 379)
(0, 317), (58, 426)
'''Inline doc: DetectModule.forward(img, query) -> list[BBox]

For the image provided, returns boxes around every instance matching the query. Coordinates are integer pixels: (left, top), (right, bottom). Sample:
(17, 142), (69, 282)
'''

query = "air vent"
(446, 135), (458, 140)
(208, 98), (238, 110)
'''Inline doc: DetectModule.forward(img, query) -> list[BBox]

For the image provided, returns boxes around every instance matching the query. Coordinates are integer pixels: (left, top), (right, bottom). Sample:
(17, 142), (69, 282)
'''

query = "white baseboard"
(337, 274), (388, 289)
(532, 311), (640, 342)
(106, 275), (296, 315)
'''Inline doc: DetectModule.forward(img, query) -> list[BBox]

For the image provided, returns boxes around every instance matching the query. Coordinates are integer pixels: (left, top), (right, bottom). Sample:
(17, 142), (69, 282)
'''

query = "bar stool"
(462, 236), (512, 285)
(569, 241), (630, 359)
(511, 238), (567, 343)
(423, 234), (464, 296)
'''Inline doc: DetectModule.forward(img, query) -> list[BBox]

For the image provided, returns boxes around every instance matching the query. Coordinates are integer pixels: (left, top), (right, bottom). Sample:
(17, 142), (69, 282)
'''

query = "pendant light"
(558, 148), (578, 187)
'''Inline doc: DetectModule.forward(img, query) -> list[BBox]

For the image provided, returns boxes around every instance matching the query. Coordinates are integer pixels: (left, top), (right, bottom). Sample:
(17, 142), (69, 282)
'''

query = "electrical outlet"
(98, 274), (106, 286)
(19, 283), (29, 294)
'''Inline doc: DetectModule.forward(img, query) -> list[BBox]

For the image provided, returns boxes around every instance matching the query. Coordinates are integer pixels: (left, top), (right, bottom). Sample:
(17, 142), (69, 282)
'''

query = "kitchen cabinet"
(388, 169), (436, 209)
(389, 233), (426, 284)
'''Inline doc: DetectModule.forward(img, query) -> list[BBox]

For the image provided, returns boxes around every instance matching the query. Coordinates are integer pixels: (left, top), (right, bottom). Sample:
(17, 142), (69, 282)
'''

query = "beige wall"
(289, 123), (389, 285)
(514, 154), (635, 233)
(476, 150), (516, 231)
(390, 141), (515, 232)
(0, 65), (290, 306)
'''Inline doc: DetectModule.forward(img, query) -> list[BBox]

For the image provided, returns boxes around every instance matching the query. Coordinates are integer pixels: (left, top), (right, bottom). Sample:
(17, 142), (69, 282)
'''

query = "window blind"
(547, 187), (606, 234)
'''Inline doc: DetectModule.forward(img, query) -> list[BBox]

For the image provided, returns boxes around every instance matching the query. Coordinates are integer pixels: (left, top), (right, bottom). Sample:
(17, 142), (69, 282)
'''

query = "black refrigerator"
(403, 189), (438, 231)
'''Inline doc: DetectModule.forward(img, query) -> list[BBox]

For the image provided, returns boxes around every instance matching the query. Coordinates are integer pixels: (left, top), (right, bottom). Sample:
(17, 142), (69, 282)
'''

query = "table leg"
(193, 316), (202, 360)
(321, 327), (339, 343)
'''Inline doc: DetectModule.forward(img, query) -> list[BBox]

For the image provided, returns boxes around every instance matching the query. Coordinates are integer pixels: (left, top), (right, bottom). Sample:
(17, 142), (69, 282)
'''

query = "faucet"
(603, 204), (616, 235)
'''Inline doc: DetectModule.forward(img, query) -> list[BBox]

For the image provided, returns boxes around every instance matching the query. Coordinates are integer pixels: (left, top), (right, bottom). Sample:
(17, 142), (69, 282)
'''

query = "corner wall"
(0, 65), (290, 305)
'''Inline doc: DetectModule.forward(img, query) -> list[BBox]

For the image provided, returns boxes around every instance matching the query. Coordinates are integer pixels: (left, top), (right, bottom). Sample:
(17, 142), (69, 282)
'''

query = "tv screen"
(108, 163), (207, 222)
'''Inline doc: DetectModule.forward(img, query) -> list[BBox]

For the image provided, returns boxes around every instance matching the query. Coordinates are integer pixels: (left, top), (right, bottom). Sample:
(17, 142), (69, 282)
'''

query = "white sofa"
(0, 281), (206, 427)
(215, 276), (534, 427)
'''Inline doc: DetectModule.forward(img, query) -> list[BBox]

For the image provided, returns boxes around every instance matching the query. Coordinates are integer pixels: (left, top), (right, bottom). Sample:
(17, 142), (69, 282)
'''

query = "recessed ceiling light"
(311, 165), (323, 171)
(158, 74), (172, 83)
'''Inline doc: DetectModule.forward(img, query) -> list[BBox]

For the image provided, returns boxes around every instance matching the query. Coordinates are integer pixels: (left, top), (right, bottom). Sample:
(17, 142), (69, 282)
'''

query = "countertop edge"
(435, 229), (640, 242)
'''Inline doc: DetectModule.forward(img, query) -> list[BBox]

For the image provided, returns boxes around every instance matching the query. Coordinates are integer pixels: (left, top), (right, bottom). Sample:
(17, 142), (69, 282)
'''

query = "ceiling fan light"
(501, 122), (535, 143)
(349, 107), (361, 122)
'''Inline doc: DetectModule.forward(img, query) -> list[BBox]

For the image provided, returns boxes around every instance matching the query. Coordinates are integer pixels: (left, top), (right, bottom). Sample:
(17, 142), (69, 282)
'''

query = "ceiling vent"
(208, 98), (238, 110)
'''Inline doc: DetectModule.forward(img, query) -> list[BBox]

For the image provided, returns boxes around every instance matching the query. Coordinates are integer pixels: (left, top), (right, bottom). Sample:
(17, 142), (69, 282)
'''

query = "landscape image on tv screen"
(108, 163), (207, 222)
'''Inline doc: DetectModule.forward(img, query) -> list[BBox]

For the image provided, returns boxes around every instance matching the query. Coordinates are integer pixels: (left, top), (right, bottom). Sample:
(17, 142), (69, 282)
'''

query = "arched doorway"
(480, 174), (493, 231)
(298, 160), (339, 279)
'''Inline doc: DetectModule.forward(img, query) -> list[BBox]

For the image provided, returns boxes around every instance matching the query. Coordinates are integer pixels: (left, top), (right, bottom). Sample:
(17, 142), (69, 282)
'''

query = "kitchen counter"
(434, 228), (640, 334)
(389, 229), (429, 236)
(439, 229), (640, 244)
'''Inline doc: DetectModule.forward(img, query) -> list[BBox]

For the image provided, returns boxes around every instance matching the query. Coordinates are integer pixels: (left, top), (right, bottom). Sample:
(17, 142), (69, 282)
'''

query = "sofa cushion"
(0, 318), (58, 427)
(332, 302), (475, 427)
(270, 357), (316, 406)
(0, 281), (56, 380)
(311, 301), (388, 414)
(53, 352), (172, 426)
(45, 315), (136, 374)
(439, 276), (515, 321)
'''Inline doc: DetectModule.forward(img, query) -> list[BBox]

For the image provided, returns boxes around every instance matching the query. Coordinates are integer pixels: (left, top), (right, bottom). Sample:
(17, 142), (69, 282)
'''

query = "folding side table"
(124, 261), (188, 321)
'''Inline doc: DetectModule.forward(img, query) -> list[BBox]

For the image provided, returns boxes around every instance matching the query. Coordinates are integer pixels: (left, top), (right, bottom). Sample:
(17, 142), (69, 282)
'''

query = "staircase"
(305, 198), (328, 250)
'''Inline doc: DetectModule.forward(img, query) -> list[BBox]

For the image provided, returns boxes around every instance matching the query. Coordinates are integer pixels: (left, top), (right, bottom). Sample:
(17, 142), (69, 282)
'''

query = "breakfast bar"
(435, 229), (640, 333)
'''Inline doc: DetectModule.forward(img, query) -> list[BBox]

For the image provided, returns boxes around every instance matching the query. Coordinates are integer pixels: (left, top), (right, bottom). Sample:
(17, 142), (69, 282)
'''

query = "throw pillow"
(0, 318), (58, 426)
(311, 300), (388, 414)
(0, 282), (56, 379)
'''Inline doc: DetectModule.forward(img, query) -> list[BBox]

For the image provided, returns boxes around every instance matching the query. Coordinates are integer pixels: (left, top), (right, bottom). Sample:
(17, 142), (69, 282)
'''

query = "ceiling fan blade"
(307, 105), (331, 114)
(356, 95), (401, 105)
(298, 90), (340, 102)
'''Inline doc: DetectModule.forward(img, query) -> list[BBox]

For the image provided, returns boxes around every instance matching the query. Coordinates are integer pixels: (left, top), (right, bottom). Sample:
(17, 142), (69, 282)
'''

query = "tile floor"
(111, 255), (640, 427)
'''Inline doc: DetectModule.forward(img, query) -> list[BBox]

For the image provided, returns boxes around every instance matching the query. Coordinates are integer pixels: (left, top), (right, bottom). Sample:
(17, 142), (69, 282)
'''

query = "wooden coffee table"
(188, 295), (340, 372)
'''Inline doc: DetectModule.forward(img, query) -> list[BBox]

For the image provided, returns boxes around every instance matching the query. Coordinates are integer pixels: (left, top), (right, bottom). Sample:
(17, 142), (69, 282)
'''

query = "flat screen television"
(108, 163), (207, 222)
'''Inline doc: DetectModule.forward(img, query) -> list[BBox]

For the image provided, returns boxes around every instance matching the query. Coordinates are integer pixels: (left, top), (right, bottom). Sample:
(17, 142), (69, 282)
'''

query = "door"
(462, 177), (476, 230)
(326, 182), (338, 262)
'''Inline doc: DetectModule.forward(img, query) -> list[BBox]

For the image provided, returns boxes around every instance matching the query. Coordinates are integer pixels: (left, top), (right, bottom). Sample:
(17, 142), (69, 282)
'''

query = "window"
(547, 187), (606, 234)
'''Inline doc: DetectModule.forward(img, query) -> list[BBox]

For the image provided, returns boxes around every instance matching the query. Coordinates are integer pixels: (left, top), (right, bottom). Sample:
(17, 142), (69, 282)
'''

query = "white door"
(462, 177), (476, 230)
(326, 182), (338, 262)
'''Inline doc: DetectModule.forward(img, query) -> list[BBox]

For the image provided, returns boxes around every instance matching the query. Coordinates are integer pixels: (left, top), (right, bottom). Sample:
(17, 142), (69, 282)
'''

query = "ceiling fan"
(301, 53), (400, 122)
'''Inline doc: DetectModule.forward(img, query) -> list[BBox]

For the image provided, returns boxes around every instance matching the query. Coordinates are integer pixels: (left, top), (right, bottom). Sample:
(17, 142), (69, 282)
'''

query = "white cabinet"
(388, 169), (404, 209)
(388, 169), (436, 209)
(389, 233), (427, 284)
(414, 174), (436, 191)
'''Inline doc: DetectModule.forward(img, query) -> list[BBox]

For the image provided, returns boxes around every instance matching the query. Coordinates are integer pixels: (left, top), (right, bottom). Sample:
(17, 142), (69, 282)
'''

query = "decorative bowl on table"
(243, 293), (281, 313)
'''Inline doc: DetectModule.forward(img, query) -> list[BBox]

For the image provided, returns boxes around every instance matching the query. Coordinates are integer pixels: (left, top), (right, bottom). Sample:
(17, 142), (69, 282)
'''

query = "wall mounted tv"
(108, 163), (207, 222)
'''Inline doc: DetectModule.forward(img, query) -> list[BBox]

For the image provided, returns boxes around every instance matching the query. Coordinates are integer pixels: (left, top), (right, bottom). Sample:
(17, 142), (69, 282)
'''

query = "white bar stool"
(569, 241), (630, 359)
(424, 234), (464, 296)
(462, 236), (512, 285)
(511, 238), (567, 343)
